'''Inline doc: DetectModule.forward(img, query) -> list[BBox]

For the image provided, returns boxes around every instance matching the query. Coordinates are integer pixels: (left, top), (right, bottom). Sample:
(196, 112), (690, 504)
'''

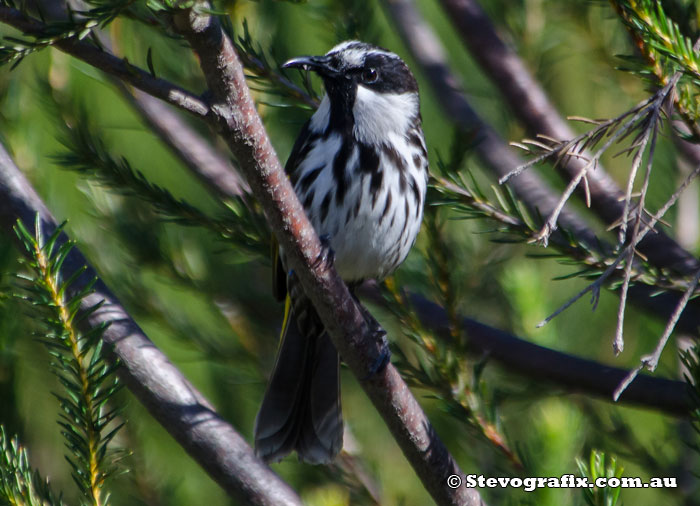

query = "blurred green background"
(1, 0), (698, 504)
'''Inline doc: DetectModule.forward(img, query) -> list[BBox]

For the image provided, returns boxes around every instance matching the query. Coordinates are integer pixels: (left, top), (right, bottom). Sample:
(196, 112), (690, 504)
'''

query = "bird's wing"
(272, 119), (315, 301)
(285, 118), (314, 180)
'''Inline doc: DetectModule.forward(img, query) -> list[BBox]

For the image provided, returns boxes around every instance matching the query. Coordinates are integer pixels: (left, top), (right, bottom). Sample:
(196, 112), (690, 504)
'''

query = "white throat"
(352, 86), (418, 145)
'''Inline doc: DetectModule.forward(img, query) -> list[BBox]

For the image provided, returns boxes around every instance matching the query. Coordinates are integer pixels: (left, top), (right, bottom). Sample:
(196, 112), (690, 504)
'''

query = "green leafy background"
(0, 0), (698, 504)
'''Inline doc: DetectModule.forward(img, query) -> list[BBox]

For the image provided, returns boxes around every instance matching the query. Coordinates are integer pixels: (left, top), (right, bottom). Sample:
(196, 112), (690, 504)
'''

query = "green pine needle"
(0, 426), (65, 506)
(12, 216), (126, 506)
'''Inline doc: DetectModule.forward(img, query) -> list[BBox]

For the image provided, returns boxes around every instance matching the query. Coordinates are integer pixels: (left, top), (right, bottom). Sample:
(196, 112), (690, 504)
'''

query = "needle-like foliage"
(0, 426), (65, 506)
(11, 216), (125, 506)
(52, 105), (269, 259)
(493, 0), (700, 396)
(577, 450), (624, 506)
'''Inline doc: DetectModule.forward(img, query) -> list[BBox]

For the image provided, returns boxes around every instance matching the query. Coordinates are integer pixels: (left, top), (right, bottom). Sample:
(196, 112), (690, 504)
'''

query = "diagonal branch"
(121, 87), (250, 199)
(168, 5), (483, 505)
(437, 0), (700, 275)
(0, 5), (209, 118)
(378, 0), (601, 252)
(0, 142), (302, 506)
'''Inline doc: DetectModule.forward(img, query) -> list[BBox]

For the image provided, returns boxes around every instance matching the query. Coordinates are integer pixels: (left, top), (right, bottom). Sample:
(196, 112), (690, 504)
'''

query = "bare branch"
(613, 268), (700, 401)
(0, 142), (302, 506)
(613, 91), (667, 353)
(538, 161), (700, 328)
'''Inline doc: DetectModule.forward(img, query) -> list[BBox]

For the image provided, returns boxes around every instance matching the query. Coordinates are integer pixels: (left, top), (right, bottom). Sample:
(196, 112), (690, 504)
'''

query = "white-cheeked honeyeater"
(254, 41), (428, 464)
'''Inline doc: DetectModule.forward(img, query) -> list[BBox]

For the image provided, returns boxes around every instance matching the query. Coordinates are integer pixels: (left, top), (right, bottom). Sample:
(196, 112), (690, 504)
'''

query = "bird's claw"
(361, 310), (391, 380)
(312, 235), (335, 271)
(363, 328), (391, 380)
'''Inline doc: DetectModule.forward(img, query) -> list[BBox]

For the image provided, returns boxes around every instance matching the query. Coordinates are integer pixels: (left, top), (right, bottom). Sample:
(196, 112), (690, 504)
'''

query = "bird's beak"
(282, 55), (340, 78)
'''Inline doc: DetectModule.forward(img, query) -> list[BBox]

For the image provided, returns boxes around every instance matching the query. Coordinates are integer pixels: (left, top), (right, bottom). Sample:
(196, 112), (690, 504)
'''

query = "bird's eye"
(362, 67), (378, 83)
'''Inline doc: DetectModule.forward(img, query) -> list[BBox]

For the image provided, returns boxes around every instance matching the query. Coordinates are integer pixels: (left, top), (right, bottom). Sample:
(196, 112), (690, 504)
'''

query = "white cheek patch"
(352, 87), (419, 145)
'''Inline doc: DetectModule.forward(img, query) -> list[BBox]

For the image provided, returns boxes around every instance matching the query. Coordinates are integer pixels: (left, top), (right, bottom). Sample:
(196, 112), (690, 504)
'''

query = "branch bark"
(167, 6), (483, 505)
(437, 0), (700, 275)
(0, 4), (487, 505)
(0, 143), (302, 506)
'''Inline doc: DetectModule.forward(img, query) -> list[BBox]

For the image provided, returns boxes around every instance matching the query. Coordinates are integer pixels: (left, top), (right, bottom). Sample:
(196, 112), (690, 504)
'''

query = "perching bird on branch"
(255, 41), (428, 464)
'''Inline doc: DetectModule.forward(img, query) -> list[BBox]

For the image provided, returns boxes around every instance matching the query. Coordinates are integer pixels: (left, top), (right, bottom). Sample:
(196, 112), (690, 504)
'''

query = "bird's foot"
(312, 235), (335, 271)
(360, 305), (391, 379)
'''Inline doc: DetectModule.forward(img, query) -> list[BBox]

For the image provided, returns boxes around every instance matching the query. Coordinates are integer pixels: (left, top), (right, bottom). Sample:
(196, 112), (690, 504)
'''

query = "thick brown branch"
(0, 143), (302, 506)
(438, 0), (700, 274)
(169, 6), (484, 505)
(0, 5), (209, 118)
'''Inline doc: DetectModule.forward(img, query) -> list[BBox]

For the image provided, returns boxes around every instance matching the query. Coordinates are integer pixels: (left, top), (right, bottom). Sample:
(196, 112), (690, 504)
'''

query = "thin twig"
(614, 103), (664, 353)
(645, 272), (700, 370)
(509, 82), (674, 246)
(538, 160), (700, 327)
(613, 267), (700, 400)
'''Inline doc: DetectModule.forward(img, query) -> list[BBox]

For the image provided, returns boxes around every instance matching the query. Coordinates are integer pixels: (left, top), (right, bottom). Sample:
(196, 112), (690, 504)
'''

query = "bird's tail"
(254, 295), (343, 464)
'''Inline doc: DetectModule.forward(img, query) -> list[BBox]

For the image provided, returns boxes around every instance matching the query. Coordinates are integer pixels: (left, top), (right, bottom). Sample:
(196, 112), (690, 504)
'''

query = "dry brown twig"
(614, 267), (700, 400)
(509, 66), (697, 396)
(379, 0), (700, 404)
(537, 160), (700, 334)
(503, 78), (678, 250)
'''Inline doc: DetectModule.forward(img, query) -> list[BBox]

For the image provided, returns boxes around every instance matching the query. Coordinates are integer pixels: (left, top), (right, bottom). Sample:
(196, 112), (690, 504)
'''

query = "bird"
(254, 40), (428, 465)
